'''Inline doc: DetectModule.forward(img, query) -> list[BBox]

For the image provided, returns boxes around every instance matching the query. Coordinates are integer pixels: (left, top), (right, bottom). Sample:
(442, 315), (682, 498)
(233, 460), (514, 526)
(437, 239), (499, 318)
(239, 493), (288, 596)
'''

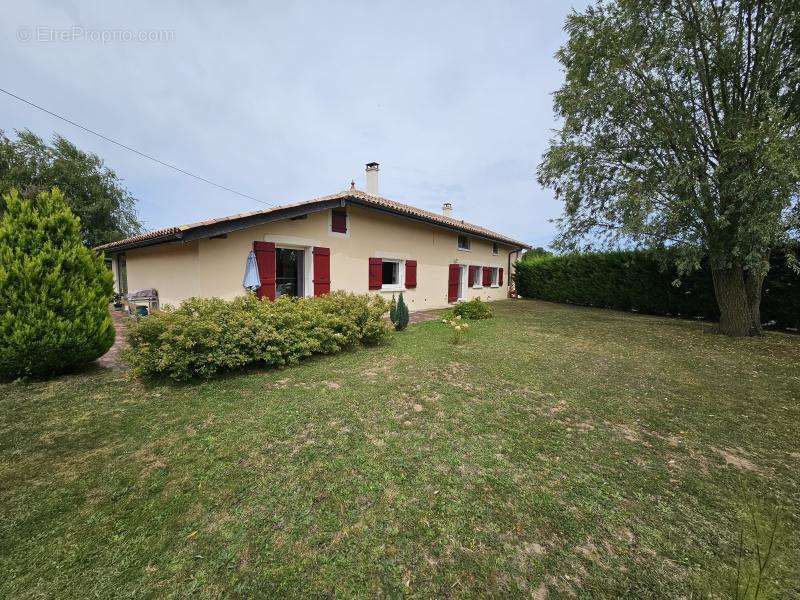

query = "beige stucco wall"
(125, 242), (199, 306)
(121, 206), (519, 310)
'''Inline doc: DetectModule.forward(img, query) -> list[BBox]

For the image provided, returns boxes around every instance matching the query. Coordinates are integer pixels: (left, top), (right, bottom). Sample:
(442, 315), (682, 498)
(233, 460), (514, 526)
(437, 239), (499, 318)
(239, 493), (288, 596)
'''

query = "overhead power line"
(0, 86), (276, 207)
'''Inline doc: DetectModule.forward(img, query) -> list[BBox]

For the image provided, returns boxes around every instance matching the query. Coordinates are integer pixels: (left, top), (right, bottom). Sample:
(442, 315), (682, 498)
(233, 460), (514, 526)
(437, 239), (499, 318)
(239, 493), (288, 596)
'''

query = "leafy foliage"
(0, 129), (141, 247)
(450, 298), (494, 320)
(0, 188), (115, 380)
(539, 0), (800, 335)
(125, 292), (390, 381)
(520, 247), (552, 260)
(516, 248), (799, 330)
(389, 293), (410, 331)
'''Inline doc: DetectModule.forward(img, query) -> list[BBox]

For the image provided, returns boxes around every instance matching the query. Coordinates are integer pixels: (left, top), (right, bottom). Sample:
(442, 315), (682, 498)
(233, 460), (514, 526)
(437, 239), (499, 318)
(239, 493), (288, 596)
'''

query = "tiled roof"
(95, 189), (529, 251)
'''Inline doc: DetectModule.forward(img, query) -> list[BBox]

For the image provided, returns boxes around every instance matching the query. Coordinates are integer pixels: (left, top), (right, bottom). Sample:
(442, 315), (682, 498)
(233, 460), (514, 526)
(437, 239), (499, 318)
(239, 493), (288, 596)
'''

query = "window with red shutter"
(368, 257), (382, 289)
(331, 208), (347, 234)
(499, 268), (504, 286)
(447, 264), (460, 303)
(405, 260), (417, 288)
(482, 266), (491, 287)
(253, 241), (276, 301)
(468, 265), (476, 287)
(312, 247), (331, 296)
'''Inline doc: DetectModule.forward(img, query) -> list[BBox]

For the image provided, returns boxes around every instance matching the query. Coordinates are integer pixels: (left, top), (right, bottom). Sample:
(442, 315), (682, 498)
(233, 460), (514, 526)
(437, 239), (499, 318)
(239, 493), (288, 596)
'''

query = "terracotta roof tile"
(95, 189), (529, 251)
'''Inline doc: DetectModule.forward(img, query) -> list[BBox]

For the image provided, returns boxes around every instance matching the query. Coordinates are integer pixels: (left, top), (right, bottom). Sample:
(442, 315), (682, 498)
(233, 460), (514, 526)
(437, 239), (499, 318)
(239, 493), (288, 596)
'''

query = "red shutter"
(313, 247), (331, 296)
(468, 265), (475, 287)
(499, 267), (504, 286)
(253, 241), (276, 301)
(482, 266), (491, 287)
(405, 260), (417, 288)
(331, 209), (347, 233)
(448, 264), (460, 303)
(368, 257), (382, 290)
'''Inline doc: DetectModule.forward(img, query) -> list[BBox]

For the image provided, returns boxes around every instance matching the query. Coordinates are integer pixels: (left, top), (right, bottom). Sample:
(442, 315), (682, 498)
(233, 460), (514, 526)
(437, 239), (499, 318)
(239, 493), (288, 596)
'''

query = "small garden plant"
(389, 293), (410, 331)
(441, 314), (469, 344)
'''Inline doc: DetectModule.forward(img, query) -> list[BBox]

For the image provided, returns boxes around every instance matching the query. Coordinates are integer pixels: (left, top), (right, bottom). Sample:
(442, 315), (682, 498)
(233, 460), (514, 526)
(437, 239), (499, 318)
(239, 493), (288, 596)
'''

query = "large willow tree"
(539, 0), (800, 336)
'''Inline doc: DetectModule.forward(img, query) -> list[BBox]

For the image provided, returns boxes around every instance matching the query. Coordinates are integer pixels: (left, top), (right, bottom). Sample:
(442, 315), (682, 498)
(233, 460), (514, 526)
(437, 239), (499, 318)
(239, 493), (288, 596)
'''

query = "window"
(492, 242), (499, 255)
(331, 208), (347, 234)
(491, 267), (500, 287)
(470, 265), (482, 288)
(369, 257), (407, 291)
(457, 235), (470, 251)
(275, 248), (304, 298)
(382, 260), (400, 287)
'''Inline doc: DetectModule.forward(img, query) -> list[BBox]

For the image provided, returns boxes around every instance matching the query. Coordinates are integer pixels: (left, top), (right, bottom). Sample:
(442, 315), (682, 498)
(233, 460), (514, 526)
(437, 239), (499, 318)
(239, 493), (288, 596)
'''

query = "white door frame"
(458, 264), (467, 301)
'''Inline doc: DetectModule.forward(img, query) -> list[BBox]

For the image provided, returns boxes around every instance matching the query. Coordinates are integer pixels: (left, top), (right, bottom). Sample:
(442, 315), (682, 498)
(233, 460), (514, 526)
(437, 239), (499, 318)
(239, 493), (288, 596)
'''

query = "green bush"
(389, 293), (409, 331)
(515, 248), (799, 330)
(125, 292), (390, 381)
(450, 298), (494, 320)
(0, 188), (115, 380)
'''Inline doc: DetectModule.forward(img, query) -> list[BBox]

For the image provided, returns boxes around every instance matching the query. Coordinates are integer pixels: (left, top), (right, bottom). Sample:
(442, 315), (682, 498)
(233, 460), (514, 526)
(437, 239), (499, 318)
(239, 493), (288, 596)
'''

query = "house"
(96, 163), (530, 311)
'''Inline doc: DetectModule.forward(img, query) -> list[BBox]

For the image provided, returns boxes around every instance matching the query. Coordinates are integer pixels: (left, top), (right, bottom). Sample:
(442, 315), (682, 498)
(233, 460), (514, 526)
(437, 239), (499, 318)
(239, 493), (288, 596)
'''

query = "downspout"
(507, 247), (523, 298)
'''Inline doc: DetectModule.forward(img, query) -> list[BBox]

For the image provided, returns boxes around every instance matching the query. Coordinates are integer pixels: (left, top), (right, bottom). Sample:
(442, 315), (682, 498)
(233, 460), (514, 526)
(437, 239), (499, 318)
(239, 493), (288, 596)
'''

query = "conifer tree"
(0, 188), (115, 379)
(392, 293), (409, 331)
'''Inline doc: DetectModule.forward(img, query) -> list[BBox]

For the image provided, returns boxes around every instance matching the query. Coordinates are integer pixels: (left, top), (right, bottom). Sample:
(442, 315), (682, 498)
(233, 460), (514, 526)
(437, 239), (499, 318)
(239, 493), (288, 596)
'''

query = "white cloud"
(1, 0), (589, 247)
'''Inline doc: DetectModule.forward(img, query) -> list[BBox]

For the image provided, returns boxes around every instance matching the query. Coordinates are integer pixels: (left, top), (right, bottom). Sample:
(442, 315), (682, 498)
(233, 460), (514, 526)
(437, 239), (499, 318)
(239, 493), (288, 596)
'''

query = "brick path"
(98, 309), (129, 369)
(409, 308), (446, 324)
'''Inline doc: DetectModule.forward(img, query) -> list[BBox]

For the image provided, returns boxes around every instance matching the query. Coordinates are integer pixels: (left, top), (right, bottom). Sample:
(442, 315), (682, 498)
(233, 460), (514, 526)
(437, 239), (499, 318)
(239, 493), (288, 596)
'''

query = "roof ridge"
(96, 189), (529, 251)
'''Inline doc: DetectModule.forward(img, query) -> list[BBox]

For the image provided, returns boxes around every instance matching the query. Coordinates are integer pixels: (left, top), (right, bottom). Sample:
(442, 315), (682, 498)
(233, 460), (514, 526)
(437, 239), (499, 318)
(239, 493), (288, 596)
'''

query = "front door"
(275, 248), (304, 297)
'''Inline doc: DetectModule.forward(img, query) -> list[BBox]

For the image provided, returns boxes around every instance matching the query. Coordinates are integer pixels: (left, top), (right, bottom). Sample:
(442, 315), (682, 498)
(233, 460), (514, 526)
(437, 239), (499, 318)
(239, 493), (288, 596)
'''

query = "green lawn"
(1, 300), (798, 598)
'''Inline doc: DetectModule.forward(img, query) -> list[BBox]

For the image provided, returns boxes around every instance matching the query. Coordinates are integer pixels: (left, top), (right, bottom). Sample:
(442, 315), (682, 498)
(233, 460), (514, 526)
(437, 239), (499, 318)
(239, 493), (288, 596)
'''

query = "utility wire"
(0, 87), (276, 207)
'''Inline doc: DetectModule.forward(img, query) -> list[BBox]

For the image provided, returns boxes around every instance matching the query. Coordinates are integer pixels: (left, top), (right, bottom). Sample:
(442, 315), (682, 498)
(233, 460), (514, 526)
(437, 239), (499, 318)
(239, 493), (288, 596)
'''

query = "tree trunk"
(711, 266), (756, 337)
(743, 268), (766, 336)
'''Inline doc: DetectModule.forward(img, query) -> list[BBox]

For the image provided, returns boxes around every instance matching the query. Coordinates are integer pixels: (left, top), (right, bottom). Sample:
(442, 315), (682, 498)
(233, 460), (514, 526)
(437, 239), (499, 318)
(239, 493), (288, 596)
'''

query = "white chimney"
(442, 202), (453, 218)
(365, 162), (379, 195)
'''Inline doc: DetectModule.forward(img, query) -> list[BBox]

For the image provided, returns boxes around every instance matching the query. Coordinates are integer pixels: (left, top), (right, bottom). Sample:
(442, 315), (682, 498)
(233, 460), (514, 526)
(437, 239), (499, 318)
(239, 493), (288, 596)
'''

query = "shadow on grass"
(128, 337), (397, 391)
(1, 360), (115, 387)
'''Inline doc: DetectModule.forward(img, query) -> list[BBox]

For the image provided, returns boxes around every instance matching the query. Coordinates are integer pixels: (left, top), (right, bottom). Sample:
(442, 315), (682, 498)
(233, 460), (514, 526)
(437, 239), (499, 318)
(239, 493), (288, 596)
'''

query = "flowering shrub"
(450, 298), (493, 320)
(125, 292), (390, 381)
(441, 315), (470, 344)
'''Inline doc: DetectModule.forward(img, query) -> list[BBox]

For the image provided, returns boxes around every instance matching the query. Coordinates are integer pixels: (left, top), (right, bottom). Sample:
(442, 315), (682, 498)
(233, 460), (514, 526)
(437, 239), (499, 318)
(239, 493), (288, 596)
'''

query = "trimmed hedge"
(515, 248), (799, 330)
(125, 292), (390, 381)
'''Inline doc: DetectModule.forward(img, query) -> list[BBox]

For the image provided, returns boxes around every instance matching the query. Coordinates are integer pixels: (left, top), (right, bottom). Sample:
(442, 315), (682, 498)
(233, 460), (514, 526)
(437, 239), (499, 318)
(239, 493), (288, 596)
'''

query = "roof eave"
(178, 198), (344, 243)
(344, 196), (528, 248)
(96, 197), (346, 253)
(96, 191), (530, 253)
(97, 232), (183, 253)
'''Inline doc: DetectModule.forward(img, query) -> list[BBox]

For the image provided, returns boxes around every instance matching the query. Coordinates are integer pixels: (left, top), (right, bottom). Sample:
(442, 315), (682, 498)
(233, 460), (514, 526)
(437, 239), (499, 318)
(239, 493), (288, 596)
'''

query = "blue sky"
(2, 1), (589, 247)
